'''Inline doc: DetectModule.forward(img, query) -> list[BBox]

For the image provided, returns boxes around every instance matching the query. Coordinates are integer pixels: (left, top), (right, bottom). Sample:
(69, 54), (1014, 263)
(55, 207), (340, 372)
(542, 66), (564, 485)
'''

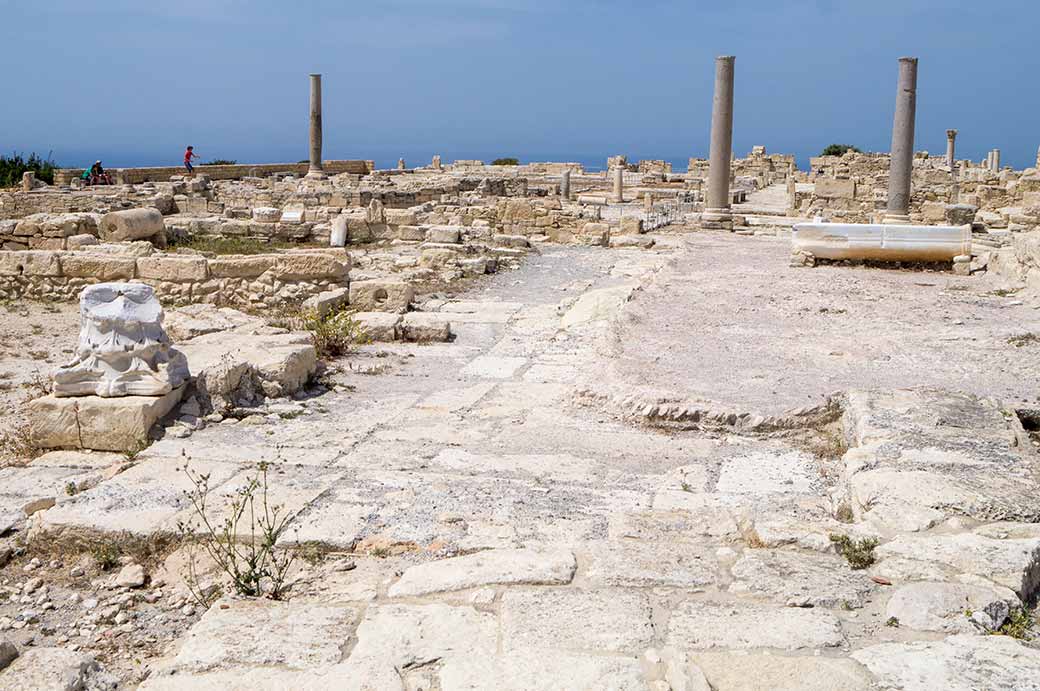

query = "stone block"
(100, 208), (165, 242)
(270, 253), (349, 280)
(29, 387), (184, 452)
(385, 209), (418, 226)
(302, 287), (350, 317)
(28, 237), (64, 251)
(349, 280), (414, 313)
(399, 312), (452, 342)
(252, 207), (282, 223)
(207, 255), (276, 279)
(493, 234), (530, 248)
(815, 178), (856, 200)
(426, 226), (462, 244)
(619, 216), (644, 235)
(396, 225), (426, 241)
(0, 250), (62, 277)
(66, 234), (99, 250)
(136, 256), (208, 282)
(353, 312), (402, 342)
(60, 254), (137, 281)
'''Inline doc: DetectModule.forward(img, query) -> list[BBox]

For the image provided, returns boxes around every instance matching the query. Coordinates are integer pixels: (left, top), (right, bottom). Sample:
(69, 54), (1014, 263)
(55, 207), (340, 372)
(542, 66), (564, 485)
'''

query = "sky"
(3, 0), (1038, 172)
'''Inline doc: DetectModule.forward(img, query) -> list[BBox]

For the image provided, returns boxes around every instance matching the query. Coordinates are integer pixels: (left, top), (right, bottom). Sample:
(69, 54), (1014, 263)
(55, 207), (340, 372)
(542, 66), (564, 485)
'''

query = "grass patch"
(1008, 333), (1040, 348)
(996, 607), (1036, 640)
(829, 533), (878, 569)
(0, 422), (41, 467)
(271, 307), (370, 359)
(20, 530), (181, 573)
(168, 236), (322, 256)
(834, 502), (855, 524)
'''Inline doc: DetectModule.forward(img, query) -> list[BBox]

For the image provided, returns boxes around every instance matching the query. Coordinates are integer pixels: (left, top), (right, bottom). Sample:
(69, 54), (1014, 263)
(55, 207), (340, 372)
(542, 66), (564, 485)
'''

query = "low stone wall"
(0, 249), (350, 308)
(54, 160), (373, 185)
(0, 189), (140, 220)
(0, 213), (100, 250)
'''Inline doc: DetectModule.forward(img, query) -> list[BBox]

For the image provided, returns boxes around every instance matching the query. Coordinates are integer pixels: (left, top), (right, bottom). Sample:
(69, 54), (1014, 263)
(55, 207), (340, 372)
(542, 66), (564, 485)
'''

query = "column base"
(701, 208), (733, 230)
(305, 169), (327, 180)
(882, 213), (911, 225)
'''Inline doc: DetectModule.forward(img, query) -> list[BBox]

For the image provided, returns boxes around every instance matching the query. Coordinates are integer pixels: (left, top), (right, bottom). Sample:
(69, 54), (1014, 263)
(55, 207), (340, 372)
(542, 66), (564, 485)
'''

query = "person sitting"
(89, 161), (113, 185)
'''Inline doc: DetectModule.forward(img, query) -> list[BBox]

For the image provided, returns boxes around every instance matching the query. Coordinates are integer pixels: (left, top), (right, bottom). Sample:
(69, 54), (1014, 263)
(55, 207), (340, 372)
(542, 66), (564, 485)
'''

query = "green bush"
(820, 144), (861, 157)
(491, 157), (519, 166)
(203, 159), (237, 166)
(0, 151), (58, 187)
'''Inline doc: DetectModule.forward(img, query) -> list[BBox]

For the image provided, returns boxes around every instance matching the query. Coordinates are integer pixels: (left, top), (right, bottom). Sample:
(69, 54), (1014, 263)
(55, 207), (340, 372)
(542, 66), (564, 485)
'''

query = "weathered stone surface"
(0, 647), (99, 691)
(99, 208), (165, 241)
(439, 648), (649, 690)
(137, 255), (208, 281)
(691, 652), (873, 691)
(0, 250), (62, 276)
(884, 581), (1019, 633)
(501, 588), (653, 653)
(399, 312), (452, 342)
(852, 634), (1040, 691)
(53, 282), (189, 397)
(349, 280), (414, 313)
(728, 549), (876, 608)
(60, 253), (137, 280)
(302, 286), (350, 317)
(354, 312), (401, 342)
(115, 562), (147, 588)
(666, 600), (845, 650)
(0, 639), (16, 672)
(161, 597), (359, 673)
(29, 386), (185, 451)
(560, 284), (634, 328)
(164, 305), (265, 341)
(207, 255), (277, 278)
(584, 539), (718, 588)
(270, 252), (349, 280)
(389, 548), (576, 597)
(873, 533), (1040, 599)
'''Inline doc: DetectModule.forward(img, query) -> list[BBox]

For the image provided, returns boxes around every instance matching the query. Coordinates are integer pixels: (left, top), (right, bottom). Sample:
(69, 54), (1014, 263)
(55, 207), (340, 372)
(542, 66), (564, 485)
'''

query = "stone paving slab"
(388, 548), (576, 597)
(500, 588), (654, 654)
(666, 600), (845, 650)
(439, 648), (649, 690)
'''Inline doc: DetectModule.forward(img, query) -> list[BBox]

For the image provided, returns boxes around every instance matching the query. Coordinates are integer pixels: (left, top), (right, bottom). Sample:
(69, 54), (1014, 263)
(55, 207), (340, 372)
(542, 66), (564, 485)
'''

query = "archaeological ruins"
(2, 54), (1040, 690)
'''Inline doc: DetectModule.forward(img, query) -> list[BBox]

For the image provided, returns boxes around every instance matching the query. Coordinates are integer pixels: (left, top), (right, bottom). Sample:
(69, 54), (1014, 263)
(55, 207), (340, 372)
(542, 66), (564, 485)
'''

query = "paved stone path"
(5, 235), (1040, 689)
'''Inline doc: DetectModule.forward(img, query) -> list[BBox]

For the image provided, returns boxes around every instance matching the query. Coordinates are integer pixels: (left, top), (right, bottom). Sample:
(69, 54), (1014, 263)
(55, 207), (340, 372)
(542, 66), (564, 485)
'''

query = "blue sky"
(3, 0), (1038, 171)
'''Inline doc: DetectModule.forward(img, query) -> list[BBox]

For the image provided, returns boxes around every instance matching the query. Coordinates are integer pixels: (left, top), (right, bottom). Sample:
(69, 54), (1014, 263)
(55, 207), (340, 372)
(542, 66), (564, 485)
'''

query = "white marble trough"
(791, 221), (971, 263)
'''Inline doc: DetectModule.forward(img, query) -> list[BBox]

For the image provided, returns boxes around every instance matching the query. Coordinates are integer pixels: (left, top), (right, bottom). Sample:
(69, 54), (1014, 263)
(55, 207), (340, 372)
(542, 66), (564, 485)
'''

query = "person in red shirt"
(183, 146), (199, 176)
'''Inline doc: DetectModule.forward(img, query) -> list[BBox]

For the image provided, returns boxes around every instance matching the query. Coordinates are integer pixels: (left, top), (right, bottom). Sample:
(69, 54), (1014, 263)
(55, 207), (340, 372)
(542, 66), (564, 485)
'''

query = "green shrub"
(203, 159), (237, 166)
(829, 533), (878, 569)
(820, 144), (861, 157)
(491, 157), (519, 166)
(0, 151), (59, 187)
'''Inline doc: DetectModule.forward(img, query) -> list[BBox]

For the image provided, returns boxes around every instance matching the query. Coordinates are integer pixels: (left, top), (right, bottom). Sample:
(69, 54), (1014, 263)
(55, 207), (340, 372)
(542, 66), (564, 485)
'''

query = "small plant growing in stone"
(178, 460), (297, 600)
(91, 542), (121, 571)
(829, 533), (878, 569)
(300, 307), (370, 359)
(0, 423), (40, 467)
(996, 607), (1036, 640)
(885, 616), (900, 627)
(834, 502), (854, 524)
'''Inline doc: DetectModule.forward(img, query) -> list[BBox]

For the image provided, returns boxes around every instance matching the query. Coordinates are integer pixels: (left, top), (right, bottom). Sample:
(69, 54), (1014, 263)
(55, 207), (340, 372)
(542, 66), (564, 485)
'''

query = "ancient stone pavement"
(4, 235), (1040, 689)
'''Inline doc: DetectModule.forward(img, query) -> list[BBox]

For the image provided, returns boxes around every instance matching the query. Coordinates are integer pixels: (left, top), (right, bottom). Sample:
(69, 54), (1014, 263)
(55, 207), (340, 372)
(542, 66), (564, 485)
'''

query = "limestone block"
(399, 312), (452, 342)
(29, 386), (184, 451)
(426, 226), (462, 244)
(385, 209), (418, 226)
(349, 280), (414, 313)
(302, 287), (350, 317)
(28, 237), (64, 250)
(493, 234), (530, 248)
(610, 235), (656, 249)
(60, 254), (137, 281)
(353, 312), (402, 342)
(692, 652), (872, 691)
(99, 208), (165, 242)
(330, 215), (347, 247)
(252, 207), (282, 223)
(270, 253), (349, 281)
(136, 256), (208, 282)
(0, 647), (101, 691)
(0, 250), (62, 277)
(945, 203), (978, 226)
(280, 210), (304, 224)
(389, 548), (575, 598)
(791, 222), (971, 263)
(460, 258), (489, 277)
(53, 283), (189, 397)
(164, 305), (265, 341)
(619, 216), (644, 235)
(815, 178), (857, 200)
(420, 247), (461, 269)
(884, 581), (1019, 633)
(921, 201), (947, 223)
(207, 256), (277, 279)
(66, 234), (99, 250)
(396, 225), (426, 242)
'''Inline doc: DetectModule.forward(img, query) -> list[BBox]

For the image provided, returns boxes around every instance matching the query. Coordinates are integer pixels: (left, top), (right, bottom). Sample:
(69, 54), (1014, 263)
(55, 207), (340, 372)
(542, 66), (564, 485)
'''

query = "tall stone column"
(560, 170), (571, 200)
(945, 130), (957, 169)
(992, 148), (1001, 171)
(704, 55), (736, 229)
(398, 158), (406, 170)
(612, 165), (624, 203)
(884, 57), (918, 224)
(306, 74), (325, 179)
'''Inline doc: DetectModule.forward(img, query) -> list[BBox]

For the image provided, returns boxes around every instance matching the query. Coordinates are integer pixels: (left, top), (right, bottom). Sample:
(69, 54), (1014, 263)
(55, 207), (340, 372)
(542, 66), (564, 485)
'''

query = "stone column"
(644, 191), (654, 212)
(884, 57), (918, 224)
(397, 158), (406, 170)
(21, 171), (34, 192)
(992, 148), (1001, 171)
(560, 170), (571, 200)
(945, 130), (957, 169)
(704, 55), (736, 229)
(612, 165), (624, 203)
(432, 155), (442, 170)
(306, 74), (325, 179)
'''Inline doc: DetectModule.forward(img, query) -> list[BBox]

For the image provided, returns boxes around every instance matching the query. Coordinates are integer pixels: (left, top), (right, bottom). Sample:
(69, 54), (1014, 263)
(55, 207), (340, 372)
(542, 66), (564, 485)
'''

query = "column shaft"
(705, 56), (736, 227)
(885, 57), (918, 222)
(307, 74), (325, 179)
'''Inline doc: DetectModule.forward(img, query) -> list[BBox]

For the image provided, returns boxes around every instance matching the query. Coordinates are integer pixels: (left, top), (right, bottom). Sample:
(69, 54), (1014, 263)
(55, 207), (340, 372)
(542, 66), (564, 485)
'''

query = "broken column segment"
(703, 56), (735, 229)
(307, 73), (325, 179)
(946, 130), (957, 169)
(560, 170), (571, 200)
(884, 57), (918, 224)
(612, 165), (624, 203)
